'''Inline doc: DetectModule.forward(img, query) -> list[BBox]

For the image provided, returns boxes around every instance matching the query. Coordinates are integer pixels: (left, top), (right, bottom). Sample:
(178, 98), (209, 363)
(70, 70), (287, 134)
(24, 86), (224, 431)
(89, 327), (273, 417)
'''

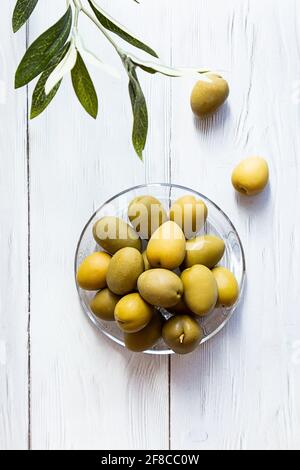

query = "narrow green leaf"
(71, 52), (98, 119)
(13, 0), (39, 33)
(15, 6), (72, 88)
(129, 54), (210, 78)
(30, 43), (70, 119)
(127, 66), (148, 160)
(88, 0), (158, 58)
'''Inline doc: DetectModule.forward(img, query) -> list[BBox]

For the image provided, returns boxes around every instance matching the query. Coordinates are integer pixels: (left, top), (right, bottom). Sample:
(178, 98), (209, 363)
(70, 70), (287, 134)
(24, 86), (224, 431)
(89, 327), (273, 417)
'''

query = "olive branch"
(13, 0), (208, 160)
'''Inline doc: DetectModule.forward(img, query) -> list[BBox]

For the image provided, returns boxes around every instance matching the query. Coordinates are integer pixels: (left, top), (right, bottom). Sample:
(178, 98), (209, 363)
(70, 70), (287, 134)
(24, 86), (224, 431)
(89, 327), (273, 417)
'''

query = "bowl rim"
(74, 182), (246, 355)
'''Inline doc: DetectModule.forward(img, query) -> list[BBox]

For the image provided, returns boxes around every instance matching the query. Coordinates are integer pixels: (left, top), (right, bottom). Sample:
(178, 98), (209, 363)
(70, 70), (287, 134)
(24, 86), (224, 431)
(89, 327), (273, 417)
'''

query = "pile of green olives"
(77, 194), (240, 355)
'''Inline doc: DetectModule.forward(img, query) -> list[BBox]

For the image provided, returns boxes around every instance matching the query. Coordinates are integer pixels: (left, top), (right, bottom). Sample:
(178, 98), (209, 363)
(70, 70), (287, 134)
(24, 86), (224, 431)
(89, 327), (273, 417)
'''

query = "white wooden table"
(1, 0), (300, 450)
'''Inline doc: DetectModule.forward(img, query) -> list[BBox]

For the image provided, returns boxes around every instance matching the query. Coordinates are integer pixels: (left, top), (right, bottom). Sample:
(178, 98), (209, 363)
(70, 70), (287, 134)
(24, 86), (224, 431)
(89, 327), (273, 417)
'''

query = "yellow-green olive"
(169, 195), (208, 239)
(181, 265), (218, 317)
(191, 74), (229, 117)
(231, 156), (269, 196)
(124, 311), (163, 352)
(146, 221), (186, 270)
(138, 269), (183, 308)
(128, 195), (168, 239)
(142, 250), (152, 271)
(106, 247), (144, 295)
(76, 252), (111, 291)
(162, 315), (204, 354)
(170, 298), (194, 316)
(93, 216), (142, 254)
(212, 267), (239, 307)
(90, 288), (121, 321)
(115, 293), (153, 333)
(184, 235), (225, 269)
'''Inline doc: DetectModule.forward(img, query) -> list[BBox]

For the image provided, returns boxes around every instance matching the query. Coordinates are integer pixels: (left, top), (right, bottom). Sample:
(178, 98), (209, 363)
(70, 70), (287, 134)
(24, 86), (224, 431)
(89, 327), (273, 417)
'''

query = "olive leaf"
(12, 0), (39, 33)
(15, 6), (72, 88)
(129, 54), (210, 78)
(126, 62), (148, 160)
(88, 0), (158, 58)
(71, 51), (98, 119)
(45, 41), (77, 94)
(30, 42), (71, 119)
(75, 34), (121, 80)
(13, 0), (210, 161)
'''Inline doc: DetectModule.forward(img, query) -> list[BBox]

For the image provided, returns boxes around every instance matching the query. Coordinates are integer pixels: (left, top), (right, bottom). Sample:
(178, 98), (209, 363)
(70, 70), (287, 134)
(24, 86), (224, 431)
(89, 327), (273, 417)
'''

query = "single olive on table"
(191, 73), (229, 117)
(231, 156), (269, 196)
(76, 192), (241, 355)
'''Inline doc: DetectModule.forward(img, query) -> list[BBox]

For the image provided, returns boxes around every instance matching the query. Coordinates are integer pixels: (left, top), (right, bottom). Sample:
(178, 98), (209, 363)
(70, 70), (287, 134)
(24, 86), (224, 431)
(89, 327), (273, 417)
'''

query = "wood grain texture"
(0, 2), (28, 450)
(170, 0), (300, 450)
(28, 0), (169, 450)
(2, 0), (300, 450)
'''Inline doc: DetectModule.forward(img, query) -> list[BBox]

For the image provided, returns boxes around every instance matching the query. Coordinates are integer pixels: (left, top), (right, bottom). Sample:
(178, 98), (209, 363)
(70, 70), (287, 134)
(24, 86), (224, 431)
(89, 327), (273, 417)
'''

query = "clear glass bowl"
(75, 183), (246, 355)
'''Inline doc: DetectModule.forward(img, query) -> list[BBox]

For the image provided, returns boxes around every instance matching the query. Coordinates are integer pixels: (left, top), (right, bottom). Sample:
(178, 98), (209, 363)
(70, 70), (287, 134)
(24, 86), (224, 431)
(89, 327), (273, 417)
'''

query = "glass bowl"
(75, 183), (246, 355)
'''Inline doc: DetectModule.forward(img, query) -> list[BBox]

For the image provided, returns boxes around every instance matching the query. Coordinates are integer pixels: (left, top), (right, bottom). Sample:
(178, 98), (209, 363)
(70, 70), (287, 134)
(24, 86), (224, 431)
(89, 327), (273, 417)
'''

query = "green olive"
(142, 250), (152, 271)
(76, 252), (111, 291)
(170, 298), (193, 315)
(138, 269), (183, 308)
(93, 216), (142, 254)
(191, 74), (229, 117)
(115, 293), (153, 333)
(128, 195), (167, 239)
(184, 235), (225, 269)
(212, 267), (239, 307)
(146, 221), (186, 270)
(162, 315), (204, 354)
(90, 288), (121, 321)
(181, 265), (218, 317)
(106, 247), (144, 295)
(124, 311), (163, 352)
(169, 195), (208, 239)
(231, 156), (269, 196)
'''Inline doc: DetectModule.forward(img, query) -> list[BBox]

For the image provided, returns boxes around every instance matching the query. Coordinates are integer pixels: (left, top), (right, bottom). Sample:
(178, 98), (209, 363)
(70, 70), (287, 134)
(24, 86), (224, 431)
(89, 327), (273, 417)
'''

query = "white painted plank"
(0, 2), (28, 450)
(29, 0), (170, 449)
(170, 0), (300, 450)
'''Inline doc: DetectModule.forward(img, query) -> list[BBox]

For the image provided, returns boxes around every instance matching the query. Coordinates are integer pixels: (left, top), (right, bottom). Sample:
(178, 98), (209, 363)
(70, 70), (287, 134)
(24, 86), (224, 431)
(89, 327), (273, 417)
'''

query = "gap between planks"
(26, 20), (31, 451)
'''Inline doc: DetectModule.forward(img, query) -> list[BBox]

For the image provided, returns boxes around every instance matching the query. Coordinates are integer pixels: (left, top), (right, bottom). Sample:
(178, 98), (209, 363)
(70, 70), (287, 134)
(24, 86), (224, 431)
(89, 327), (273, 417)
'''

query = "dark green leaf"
(127, 66), (148, 160)
(12, 0), (39, 33)
(71, 52), (98, 119)
(30, 42), (70, 119)
(137, 65), (157, 75)
(88, 0), (158, 58)
(15, 6), (72, 88)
